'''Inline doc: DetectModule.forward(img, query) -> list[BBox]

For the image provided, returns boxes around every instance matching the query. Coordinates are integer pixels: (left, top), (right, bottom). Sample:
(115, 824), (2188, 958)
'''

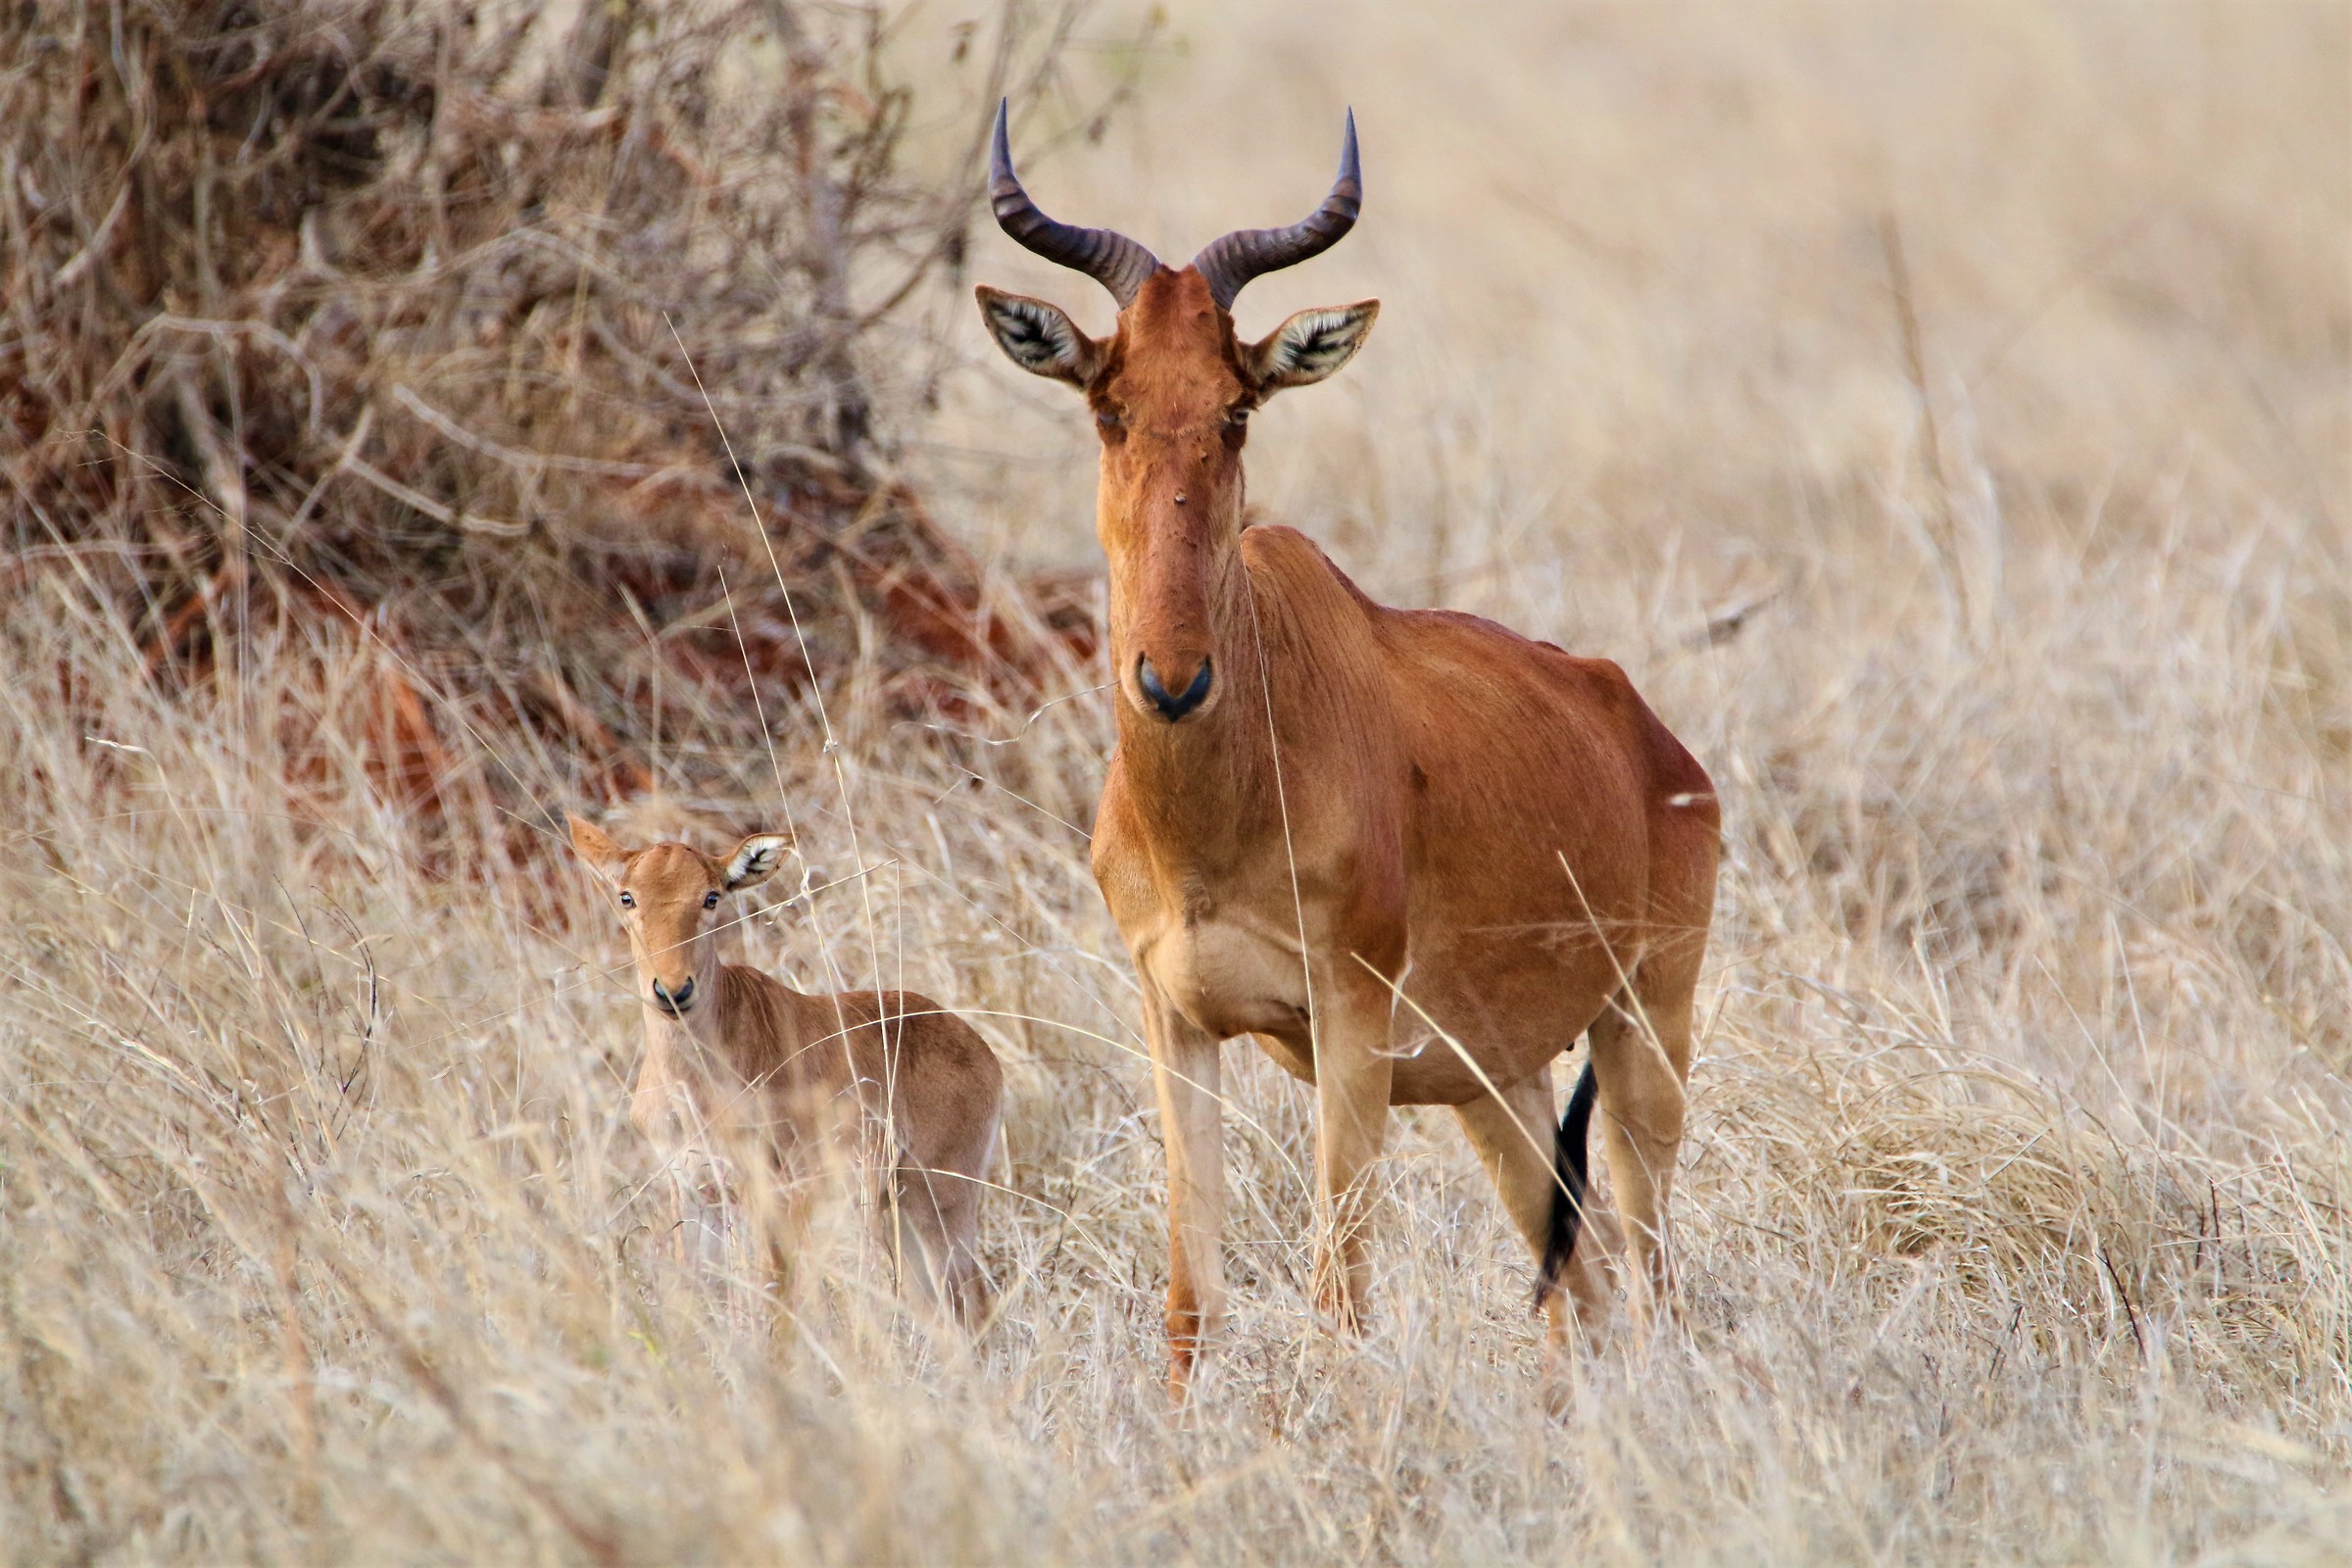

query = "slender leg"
(924, 1143), (994, 1328)
(1309, 979), (1396, 1336)
(882, 1170), (945, 1316)
(734, 1136), (811, 1330)
(631, 1055), (705, 1274)
(670, 1163), (724, 1274)
(1586, 953), (1698, 1331)
(659, 1137), (735, 1284)
(1453, 1064), (1612, 1350)
(937, 1179), (991, 1329)
(890, 1159), (991, 1328)
(931, 1102), (1001, 1329)
(1144, 977), (1226, 1398)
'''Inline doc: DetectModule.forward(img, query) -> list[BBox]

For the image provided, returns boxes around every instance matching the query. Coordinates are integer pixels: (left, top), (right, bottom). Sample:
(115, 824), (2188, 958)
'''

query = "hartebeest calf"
(976, 104), (1718, 1393)
(567, 815), (1001, 1324)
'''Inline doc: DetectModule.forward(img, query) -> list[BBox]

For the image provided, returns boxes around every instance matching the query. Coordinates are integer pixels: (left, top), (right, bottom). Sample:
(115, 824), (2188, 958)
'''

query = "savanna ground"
(5, 2), (2350, 1562)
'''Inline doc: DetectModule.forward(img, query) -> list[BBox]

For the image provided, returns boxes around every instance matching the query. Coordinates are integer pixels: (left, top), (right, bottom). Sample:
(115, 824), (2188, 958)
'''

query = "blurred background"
(945, 0), (2345, 594)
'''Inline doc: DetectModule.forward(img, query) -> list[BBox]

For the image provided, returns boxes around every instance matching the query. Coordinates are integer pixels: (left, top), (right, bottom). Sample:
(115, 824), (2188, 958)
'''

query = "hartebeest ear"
(567, 813), (631, 885)
(721, 832), (793, 892)
(975, 286), (1105, 387)
(1245, 301), (1380, 392)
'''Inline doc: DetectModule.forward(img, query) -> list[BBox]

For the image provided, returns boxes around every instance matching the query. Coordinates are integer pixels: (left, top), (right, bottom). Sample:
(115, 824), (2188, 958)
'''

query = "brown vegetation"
(3, 0), (1107, 832)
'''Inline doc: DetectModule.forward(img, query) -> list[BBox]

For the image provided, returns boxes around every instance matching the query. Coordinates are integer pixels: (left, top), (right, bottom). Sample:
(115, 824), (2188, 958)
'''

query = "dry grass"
(4, 1), (2350, 1562)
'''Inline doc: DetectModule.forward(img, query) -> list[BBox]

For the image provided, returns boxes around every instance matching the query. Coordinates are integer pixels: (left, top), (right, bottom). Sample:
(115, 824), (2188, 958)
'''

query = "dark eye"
(1095, 407), (1124, 430)
(617, 891), (635, 908)
(1225, 407), (1251, 431)
(703, 891), (720, 910)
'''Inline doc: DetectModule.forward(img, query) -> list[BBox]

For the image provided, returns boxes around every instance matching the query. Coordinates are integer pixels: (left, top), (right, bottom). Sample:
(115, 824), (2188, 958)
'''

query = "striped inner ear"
(724, 836), (790, 890)
(984, 296), (1081, 374)
(1275, 311), (1364, 375)
(1260, 303), (1375, 387)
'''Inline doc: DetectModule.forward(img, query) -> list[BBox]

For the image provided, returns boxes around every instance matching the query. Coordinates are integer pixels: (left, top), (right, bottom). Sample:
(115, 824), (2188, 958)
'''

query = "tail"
(1534, 1058), (1598, 1310)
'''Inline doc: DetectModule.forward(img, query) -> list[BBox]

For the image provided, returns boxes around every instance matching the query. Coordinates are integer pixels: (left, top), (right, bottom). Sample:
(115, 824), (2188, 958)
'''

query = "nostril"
(672, 976), (694, 1005)
(1137, 655), (1213, 721)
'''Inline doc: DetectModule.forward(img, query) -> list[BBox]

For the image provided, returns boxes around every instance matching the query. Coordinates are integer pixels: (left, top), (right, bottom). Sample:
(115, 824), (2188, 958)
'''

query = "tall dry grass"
(4, 1), (2349, 1563)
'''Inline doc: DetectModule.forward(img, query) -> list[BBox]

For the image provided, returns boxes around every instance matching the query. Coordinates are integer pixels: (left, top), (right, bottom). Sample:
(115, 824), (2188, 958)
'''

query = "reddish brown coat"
(980, 131), (1716, 1396)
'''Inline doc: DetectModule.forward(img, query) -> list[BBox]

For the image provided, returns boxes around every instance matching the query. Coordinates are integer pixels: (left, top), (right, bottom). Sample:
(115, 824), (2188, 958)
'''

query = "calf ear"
(1246, 301), (1379, 392)
(722, 832), (793, 892)
(567, 814), (630, 884)
(976, 286), (1104, 387)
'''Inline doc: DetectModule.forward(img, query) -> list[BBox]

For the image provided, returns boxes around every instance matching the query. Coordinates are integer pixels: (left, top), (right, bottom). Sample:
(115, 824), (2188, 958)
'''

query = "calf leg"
(888, 1152), (992, 1328)
(736, 1144), (814, 1321)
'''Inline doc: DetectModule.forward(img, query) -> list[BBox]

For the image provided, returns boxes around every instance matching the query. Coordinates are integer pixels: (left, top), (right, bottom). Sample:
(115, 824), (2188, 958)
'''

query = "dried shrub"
(1, 0), (1123, 823)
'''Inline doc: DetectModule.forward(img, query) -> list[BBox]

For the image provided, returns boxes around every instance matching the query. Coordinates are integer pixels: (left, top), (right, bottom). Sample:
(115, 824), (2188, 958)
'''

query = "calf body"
(569, 816), (1001, 1323)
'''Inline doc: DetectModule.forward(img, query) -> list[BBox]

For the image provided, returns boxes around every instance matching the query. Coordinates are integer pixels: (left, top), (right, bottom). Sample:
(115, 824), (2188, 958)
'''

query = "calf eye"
(703, 891), (720, 909)
(618, 891), (635, 908)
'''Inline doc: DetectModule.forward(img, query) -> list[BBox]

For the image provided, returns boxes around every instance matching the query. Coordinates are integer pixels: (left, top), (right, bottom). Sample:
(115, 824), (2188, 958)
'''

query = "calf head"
(567, 815), (792, 1019)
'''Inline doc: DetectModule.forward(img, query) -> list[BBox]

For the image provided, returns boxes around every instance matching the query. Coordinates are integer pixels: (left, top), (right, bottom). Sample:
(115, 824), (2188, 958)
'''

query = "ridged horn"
(988, 99), (1161, 308)
(1190, 109), (1361, 311)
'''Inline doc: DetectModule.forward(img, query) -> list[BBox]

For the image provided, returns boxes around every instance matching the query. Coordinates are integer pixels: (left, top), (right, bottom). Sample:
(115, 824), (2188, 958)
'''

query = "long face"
(1090, 270), (1256, 725)
(979, 270), (1377, 726)
(975, 103), (1377, 728)
(567, 817), (790, 1019)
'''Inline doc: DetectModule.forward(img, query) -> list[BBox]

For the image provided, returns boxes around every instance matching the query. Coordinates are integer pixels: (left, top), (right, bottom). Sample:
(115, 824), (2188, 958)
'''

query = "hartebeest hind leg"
(1145, 980), (1227, 1396)
(1454, 1065), (1612, 1347)
(1587, 961), (1699, 1329)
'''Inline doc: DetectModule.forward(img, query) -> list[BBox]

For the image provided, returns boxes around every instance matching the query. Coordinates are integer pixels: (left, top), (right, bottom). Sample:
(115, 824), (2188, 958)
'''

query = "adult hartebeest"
(568, 815), (1002, 1324)
(975, 104), (1718, 1394)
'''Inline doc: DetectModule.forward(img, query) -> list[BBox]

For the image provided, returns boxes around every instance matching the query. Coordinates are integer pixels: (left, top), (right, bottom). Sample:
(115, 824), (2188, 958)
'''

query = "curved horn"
(1190, 110), (1361, 311)
(988, 99), (1161, 308)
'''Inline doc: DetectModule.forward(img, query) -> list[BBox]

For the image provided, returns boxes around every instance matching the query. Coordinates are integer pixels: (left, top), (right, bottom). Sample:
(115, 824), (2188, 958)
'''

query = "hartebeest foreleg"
(1308, 983), (1396, 1335)
(1146, 979), (1227, 1396)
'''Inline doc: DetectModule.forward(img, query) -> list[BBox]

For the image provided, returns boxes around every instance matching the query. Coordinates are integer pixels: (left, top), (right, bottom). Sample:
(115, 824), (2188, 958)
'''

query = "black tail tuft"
(1534, 1059), (1598, 1310)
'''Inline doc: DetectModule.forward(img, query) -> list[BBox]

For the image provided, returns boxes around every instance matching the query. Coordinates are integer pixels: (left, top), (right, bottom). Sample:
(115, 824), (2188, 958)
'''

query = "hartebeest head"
(567, 815), (791, 1019)
(976, 102), (1377, 725)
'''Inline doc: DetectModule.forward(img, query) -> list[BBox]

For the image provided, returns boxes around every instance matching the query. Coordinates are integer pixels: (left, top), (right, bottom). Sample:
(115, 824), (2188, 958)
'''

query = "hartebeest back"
(567, 815), (1002, 1324)
(976, 103), (1718, 1395)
